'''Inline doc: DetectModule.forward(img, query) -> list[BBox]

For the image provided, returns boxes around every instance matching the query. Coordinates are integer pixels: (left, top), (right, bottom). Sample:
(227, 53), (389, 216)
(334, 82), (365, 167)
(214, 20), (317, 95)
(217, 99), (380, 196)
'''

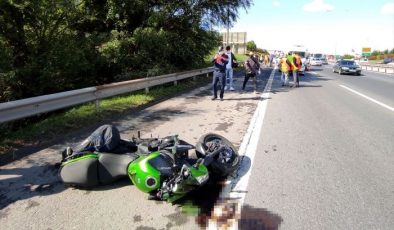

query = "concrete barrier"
(360, 63), (394, 75)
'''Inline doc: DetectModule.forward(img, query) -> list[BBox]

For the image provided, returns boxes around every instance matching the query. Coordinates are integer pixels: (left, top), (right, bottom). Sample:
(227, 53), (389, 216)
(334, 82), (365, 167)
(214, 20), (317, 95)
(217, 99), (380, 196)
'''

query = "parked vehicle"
(332, 60), (361, 75)
(382, 58), (393, 64)
(320, 58), (328, 65)
(310, 58), (323, 66)
(59, 125), (240, 202)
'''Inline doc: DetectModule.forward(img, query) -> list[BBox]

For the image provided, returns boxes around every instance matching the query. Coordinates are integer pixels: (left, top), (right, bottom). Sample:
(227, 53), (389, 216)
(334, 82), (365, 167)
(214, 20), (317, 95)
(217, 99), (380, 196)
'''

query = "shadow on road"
(0, 164), (64, 210)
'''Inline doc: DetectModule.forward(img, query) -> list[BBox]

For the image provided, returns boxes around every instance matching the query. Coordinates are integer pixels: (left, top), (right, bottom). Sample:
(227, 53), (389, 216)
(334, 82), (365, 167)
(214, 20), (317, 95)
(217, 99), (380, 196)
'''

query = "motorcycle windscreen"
(60, 155), (99, 187)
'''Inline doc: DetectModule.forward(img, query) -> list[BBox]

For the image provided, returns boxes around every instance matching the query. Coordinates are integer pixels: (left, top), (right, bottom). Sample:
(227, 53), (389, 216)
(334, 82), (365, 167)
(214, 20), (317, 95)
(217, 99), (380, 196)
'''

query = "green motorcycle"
(60, 125), (240, 202)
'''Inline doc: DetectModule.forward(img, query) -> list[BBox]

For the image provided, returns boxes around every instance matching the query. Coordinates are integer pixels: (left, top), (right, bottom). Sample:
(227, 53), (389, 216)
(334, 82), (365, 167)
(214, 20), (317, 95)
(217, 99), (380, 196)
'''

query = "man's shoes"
(220, 98), (224, 101)
(224, 86), (229, 90)
(230, 87), (235, 91)
(211, 97), (217, 100)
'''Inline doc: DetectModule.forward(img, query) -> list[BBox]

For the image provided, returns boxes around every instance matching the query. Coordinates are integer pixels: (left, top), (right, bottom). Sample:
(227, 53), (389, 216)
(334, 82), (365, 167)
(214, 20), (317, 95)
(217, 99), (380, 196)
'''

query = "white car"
(310, 58), (322, 66)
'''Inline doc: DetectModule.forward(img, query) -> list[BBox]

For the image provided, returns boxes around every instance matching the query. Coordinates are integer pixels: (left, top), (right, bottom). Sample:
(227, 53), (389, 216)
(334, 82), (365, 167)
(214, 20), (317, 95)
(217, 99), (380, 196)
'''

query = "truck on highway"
(288, 45), (309, 74)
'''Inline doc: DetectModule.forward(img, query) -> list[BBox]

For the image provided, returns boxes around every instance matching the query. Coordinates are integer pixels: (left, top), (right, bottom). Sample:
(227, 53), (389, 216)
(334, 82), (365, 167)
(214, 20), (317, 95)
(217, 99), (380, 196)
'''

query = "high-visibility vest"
(280, 58), (290, 72)
(287, 55), (298, 71)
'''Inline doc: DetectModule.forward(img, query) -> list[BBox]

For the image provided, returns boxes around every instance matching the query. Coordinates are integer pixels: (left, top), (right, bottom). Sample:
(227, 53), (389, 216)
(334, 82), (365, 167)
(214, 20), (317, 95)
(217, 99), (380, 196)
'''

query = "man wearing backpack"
(224, 45), (237, 91)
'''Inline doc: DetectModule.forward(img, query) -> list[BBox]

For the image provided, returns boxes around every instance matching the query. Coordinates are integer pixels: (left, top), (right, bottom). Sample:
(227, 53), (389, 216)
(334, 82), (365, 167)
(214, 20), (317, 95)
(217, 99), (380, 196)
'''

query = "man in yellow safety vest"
(279, 55), (291, 86)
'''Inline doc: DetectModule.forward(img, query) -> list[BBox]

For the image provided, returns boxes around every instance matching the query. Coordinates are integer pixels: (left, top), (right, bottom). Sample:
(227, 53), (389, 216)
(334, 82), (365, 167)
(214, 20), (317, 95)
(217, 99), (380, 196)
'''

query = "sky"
(223, 0), (394, 55)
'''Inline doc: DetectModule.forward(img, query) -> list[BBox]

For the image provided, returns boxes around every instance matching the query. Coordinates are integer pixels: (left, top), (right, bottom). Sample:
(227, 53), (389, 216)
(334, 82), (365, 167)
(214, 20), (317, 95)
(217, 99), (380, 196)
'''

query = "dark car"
(332, 60), (361, 76)
(382, 58), (393, 64)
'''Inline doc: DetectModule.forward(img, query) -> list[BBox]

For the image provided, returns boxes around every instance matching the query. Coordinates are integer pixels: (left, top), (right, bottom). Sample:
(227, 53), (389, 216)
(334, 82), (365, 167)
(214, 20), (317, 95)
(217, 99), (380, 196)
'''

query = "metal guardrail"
(359, 63), (394, 74)
(0, 67), (214, 123)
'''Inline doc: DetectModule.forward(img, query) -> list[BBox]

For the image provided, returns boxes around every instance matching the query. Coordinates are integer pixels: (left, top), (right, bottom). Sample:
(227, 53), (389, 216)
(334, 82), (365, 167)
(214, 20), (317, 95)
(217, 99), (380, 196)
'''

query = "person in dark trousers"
(293, 52), (302, 87)
(224, 45), (237, 91)
(212, 47), (229, 101)
(242, 52), (259, 93)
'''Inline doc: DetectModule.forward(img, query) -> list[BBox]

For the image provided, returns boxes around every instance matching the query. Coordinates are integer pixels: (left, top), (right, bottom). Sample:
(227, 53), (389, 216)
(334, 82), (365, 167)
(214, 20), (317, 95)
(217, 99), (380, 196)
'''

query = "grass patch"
(0, 76), (210, 154)
(234, 53), (248, 63)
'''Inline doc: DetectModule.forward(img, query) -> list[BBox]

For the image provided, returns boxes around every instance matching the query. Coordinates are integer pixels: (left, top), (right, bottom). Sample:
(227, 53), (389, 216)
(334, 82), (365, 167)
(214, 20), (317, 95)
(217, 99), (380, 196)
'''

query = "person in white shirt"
(224, 46), (237, 91)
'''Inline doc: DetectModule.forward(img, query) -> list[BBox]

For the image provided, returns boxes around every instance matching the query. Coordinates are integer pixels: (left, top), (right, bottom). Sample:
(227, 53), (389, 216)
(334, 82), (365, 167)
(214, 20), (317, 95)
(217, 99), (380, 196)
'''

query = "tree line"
(368, 49), (394, 60)
(0, 0), (251, 103)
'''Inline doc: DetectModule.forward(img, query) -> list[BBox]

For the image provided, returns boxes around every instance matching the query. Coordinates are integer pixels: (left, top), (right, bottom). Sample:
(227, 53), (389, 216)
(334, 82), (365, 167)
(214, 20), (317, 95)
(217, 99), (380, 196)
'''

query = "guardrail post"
(206, 73), (209, 78)
(145, 87), (149, 93)
(95, 99), (100, 112)
(193, 75), (197, 81)
(174, 80), (178, 86)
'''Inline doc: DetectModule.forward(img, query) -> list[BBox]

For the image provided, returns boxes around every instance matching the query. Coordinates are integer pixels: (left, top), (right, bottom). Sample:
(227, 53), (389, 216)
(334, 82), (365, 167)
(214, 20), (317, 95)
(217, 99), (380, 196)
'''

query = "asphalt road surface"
(0, 69), (270, 230)
(243, 66), (394, 229)
(1, 65), (393, 230)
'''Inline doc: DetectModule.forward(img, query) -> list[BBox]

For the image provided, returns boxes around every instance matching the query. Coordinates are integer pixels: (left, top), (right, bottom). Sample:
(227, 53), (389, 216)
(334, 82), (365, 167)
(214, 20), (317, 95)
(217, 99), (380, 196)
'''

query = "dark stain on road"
(133, 215), (142, 222)
(165, 212), (188, 226)
(135, 226), (156, 230)
(165, 222), (173, 229)
(25, 200), (40, 210)
(193, 89), (211, 97)
(235, 101), (259, 113)
(214, 122), (234, 132)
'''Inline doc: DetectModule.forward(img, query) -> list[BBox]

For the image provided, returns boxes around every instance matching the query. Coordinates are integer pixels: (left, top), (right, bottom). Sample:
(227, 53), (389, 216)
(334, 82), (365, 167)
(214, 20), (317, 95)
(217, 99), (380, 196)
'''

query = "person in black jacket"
(212, 47), (229, 100)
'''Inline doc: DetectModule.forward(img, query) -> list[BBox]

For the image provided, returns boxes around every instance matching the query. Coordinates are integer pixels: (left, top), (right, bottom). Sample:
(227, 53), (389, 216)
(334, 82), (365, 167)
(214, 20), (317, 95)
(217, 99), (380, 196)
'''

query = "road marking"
(210, 68), (276, 229)
(339, 85), (394, 112)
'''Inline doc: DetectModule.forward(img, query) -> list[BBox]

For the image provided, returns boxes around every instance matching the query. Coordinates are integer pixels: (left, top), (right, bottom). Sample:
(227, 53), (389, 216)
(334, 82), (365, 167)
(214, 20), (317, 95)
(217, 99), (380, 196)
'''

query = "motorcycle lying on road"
(59, 125), (240, 202)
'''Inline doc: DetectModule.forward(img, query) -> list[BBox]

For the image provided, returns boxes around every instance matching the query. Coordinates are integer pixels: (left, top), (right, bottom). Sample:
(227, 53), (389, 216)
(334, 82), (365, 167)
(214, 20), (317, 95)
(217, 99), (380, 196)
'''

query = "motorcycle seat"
(98, 152), (138, 184)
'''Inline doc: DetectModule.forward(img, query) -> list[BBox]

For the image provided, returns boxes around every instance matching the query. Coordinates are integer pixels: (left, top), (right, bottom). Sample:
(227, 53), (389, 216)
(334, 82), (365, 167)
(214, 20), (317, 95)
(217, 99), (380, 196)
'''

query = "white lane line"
(210, 68), (276, 228)
(339, 84), (394, 112)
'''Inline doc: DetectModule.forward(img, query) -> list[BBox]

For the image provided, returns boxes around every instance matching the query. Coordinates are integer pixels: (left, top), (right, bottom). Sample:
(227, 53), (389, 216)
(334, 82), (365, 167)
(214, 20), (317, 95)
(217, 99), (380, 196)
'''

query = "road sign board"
(362, 47), (372, 57)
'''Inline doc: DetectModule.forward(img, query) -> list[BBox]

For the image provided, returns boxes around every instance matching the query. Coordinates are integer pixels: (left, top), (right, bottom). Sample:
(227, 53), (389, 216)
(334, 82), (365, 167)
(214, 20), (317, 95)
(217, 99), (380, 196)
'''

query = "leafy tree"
(343, 54), (354, 59)
(0, 0), (251, 102)
(247, 40), (257, 51)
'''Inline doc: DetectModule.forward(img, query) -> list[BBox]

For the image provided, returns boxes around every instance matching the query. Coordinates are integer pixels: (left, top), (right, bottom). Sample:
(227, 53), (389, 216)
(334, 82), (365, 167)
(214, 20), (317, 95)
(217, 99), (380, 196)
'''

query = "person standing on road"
(279, 55), (291, 86)
(293, 52), (302, 87)
(224, 45), (237, 91)
(287, 52), (298, 88)
(252, 54), (261, 75)
(242, 52), (259, 93)
(212, 47), (229, 101)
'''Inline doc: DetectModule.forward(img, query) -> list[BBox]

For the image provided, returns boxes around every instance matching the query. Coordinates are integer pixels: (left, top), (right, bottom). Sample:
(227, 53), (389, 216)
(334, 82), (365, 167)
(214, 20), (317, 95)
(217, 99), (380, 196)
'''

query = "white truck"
(288, 45), (309, 74)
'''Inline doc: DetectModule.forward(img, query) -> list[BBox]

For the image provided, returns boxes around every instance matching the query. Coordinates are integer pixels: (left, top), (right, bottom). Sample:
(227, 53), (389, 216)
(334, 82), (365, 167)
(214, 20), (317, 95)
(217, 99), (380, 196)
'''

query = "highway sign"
(362, 47), (372, 57)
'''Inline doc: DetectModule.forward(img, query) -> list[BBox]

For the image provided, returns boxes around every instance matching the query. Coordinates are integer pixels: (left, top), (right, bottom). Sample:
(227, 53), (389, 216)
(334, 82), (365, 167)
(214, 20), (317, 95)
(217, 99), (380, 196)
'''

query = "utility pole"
(226, 5), (230, 46)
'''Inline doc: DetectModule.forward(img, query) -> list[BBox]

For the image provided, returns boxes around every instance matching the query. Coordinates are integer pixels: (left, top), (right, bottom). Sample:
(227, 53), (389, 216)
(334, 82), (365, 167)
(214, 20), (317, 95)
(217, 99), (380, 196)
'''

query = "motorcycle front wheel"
(195, 133), (240, 178)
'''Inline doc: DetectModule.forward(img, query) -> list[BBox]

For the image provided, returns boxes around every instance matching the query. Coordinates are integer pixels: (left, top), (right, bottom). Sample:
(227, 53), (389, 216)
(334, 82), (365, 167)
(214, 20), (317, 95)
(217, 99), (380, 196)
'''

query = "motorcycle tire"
(195, 133), (240, 178)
